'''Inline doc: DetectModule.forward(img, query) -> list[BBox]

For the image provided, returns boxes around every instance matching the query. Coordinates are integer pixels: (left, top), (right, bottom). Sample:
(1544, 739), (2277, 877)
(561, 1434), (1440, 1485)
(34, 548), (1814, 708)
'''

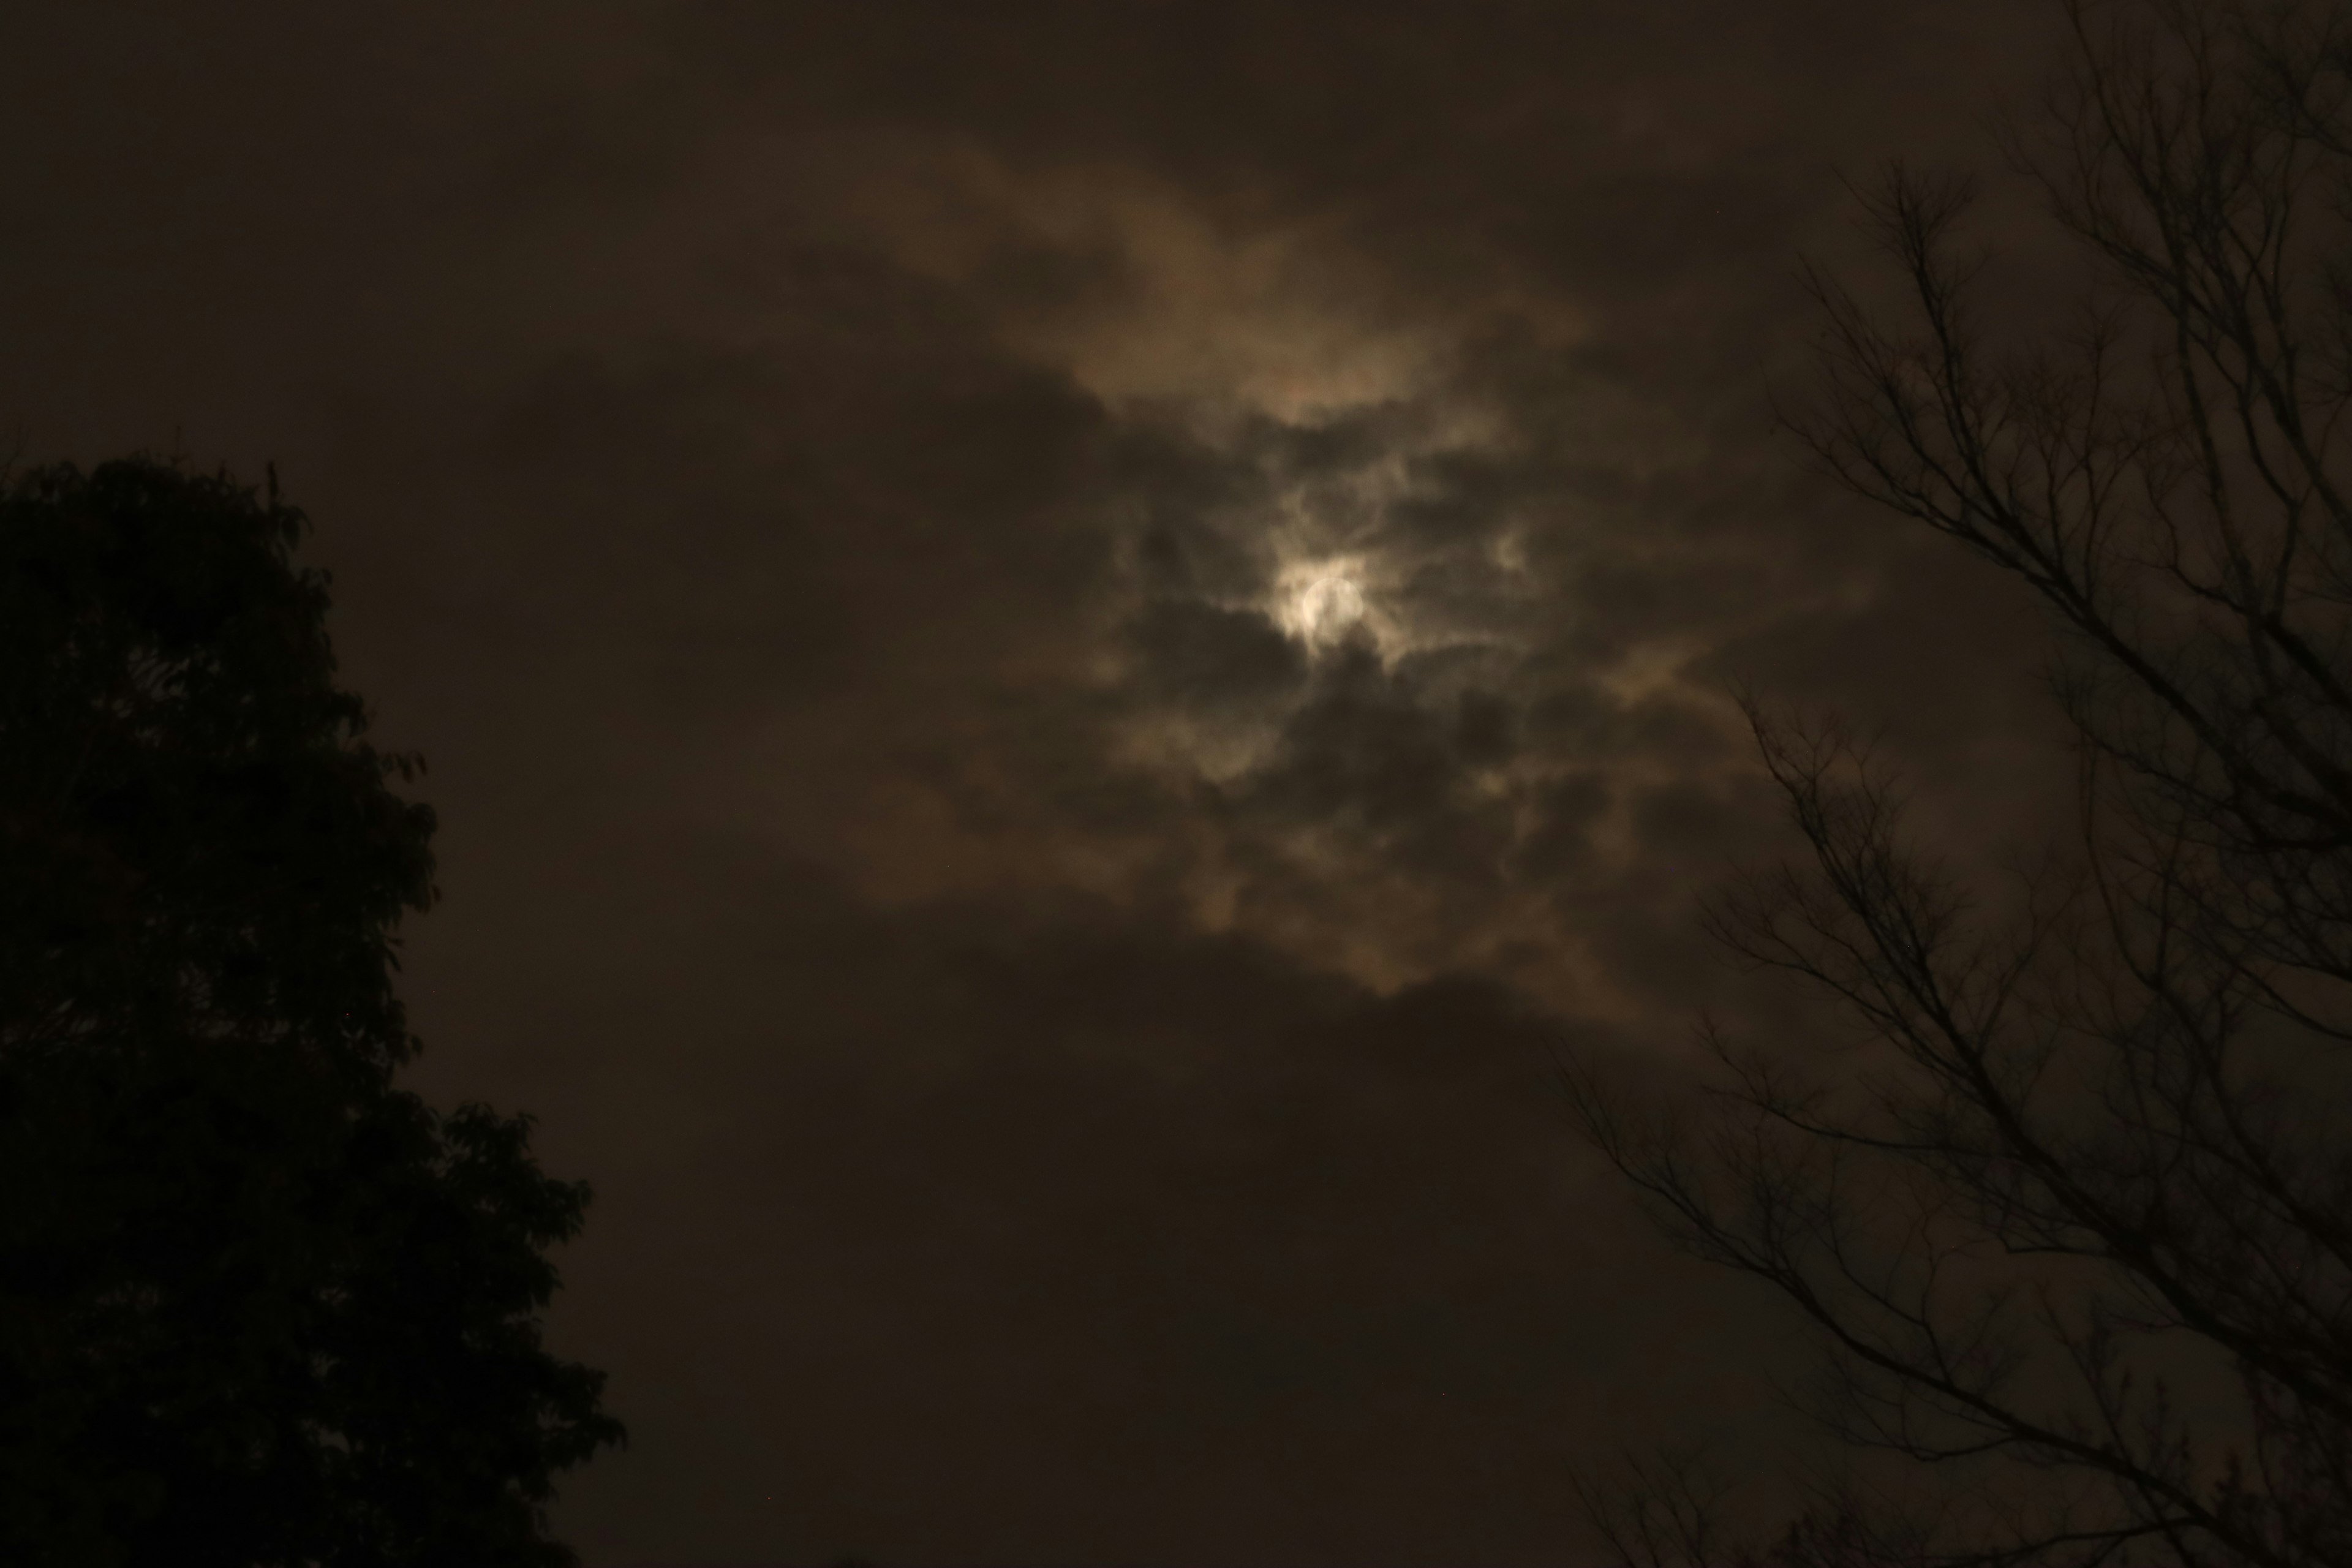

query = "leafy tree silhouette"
(0, 459), (621, 1565)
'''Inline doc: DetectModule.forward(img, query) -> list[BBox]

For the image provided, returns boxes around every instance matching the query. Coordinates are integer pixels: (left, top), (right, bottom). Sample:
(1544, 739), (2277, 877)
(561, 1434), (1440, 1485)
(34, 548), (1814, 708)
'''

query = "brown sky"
(3, 4), (2090, 1564)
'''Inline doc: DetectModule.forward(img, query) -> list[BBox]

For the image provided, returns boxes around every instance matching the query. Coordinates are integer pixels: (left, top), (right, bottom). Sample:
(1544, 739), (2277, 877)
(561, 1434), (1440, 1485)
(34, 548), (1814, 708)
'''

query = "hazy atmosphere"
(4, 4), (2102, 1562)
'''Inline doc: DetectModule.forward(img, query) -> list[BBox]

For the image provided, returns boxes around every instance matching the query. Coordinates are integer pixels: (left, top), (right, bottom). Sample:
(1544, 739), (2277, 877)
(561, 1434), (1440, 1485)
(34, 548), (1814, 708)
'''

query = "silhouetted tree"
(0, 459), (621, 1566)
(1575, 3), (2352, 1565)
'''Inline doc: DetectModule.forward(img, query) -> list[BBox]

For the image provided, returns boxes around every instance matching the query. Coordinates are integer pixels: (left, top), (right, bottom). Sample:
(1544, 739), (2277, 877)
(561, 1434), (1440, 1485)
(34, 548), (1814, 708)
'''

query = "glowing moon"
(1276, 560), (1370, 647)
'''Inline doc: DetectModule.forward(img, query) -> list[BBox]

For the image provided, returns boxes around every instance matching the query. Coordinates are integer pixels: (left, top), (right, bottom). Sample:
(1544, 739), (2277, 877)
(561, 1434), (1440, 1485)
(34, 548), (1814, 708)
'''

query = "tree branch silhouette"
(1577, 4), (2352, 1564)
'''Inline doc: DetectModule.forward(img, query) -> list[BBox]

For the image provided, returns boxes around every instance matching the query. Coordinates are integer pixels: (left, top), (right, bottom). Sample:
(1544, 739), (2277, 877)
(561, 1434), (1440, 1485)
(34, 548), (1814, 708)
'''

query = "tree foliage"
(0, 459), (620, 1566)
(1575, 2), (2352, 1564)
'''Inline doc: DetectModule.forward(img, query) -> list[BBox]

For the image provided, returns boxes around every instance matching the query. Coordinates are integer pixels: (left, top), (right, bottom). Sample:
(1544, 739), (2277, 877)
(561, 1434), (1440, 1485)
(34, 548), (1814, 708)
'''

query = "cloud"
(0, 0), (2094, 1562)
(407, 821), (1757, 1565)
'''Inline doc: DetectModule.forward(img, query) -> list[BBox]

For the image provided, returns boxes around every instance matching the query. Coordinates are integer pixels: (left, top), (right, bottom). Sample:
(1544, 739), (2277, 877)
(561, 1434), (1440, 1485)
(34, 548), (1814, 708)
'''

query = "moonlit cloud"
(0, 2), (2073, 1562)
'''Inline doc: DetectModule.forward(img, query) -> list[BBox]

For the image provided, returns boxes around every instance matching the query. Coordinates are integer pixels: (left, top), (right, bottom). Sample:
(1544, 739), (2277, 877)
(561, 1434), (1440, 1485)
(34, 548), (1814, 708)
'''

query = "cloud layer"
(0, 2), (2084, 1562)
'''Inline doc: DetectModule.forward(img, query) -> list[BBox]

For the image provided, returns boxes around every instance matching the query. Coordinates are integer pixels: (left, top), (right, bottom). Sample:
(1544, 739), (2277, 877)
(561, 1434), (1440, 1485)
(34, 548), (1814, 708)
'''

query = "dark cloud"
(1, 0), (2088, 1561)
(1128, 598), (1306, 709)
(399, 824), (1763, 1566)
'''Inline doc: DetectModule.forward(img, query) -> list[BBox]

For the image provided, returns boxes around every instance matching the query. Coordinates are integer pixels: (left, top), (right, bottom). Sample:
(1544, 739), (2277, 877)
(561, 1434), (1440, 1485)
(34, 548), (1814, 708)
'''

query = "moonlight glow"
(1275, 559), (1371, 649)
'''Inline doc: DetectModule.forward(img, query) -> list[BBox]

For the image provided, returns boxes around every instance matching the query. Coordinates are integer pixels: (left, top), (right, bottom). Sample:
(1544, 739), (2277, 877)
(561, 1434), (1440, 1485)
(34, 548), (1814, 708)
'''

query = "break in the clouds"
(0, 1), (2079, 1562)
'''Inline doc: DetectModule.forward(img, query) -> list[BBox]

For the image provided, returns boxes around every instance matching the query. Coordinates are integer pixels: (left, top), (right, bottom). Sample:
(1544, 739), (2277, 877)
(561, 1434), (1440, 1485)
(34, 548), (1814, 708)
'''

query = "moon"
(1278, 563), (1369, 647)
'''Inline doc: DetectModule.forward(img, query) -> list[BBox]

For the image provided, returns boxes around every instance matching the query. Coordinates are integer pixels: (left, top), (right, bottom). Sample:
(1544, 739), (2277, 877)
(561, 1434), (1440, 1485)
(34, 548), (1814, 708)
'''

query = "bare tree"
(1574, 4), (2352, 1564)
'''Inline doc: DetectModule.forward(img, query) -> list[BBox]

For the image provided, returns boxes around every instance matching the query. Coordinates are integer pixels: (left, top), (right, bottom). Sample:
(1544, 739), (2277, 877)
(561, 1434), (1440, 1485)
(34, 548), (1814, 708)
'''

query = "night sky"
(3, 5), (2084, 1563)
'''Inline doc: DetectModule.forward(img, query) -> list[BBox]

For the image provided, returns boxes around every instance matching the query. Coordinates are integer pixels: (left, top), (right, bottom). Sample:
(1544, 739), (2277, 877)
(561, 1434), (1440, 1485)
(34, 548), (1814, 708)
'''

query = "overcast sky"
(4, 4), (2091, 1563)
